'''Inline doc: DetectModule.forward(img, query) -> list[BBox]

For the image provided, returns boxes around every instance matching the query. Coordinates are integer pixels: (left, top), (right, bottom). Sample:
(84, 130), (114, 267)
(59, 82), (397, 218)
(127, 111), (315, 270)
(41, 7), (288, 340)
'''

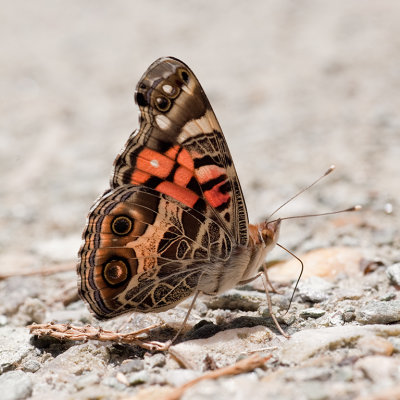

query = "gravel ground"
(1, 1), (399, 399)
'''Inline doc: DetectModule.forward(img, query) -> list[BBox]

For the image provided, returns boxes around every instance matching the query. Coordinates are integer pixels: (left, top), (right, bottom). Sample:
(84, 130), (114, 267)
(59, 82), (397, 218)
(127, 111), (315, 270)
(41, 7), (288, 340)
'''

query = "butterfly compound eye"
(111, 215), (133, 236)
(155, 96), (171, 112)
(103, 259), (129, 286)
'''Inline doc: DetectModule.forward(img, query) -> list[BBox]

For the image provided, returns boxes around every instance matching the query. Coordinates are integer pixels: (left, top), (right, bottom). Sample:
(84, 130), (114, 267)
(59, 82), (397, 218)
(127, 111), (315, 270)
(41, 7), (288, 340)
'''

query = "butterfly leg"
(262, 266), (290, 339)
(263, 266), (281, 294)
(237, 271), (263, 286)
(171, 290), (200, 343)
(153, 290), (201, 352)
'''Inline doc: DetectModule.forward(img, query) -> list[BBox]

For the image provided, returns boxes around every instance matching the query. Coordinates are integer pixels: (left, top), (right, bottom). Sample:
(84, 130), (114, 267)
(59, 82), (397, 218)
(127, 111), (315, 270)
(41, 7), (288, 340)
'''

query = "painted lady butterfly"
(77, 57), (281, 325)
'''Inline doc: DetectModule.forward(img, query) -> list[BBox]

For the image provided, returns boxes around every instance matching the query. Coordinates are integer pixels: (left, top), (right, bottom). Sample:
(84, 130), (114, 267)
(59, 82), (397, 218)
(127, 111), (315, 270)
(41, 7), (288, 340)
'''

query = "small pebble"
(103, 376), (127, 390)
(21, 359), (41, 373)
(300, 308), (326, 319)
(76, 373), (101, 390)
(144, 353), (166, 369)
(164, 369), (201, 387)
(356, 300), (400, 324)
(270, 293), (290, 310)
(380, 292), (396, 301)
(0, 370), (32, 400)
(387, 337), (400, 353)
(0, 315), (7, 326)
(119, 359), (145, 373)
(328, 311), (344, 326)
(16, 297), (46, 325)
(387, 263), (400, 286)
(342, 311), (356, 322)
(297, 277), (333, 303)
(277, 312), (296, 326)
(126, 370), (149, 386)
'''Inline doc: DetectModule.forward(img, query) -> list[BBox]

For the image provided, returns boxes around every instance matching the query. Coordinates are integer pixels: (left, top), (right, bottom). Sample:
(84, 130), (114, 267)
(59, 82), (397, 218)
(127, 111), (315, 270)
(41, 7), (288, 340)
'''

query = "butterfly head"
(260, 219), (281, 251)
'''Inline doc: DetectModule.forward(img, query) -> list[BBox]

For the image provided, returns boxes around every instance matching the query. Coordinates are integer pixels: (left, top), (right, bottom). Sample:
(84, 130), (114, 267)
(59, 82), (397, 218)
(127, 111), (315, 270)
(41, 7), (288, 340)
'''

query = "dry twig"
(28, 322), (167, 351)
(0, 263), (75, 280)
(131, 353), (271, 400)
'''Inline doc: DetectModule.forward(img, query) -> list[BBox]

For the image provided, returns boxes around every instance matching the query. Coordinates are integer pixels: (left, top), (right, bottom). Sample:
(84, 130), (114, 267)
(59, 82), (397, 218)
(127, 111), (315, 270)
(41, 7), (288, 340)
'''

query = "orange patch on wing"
(196, 165), (227, 184)
(131, 169), (151, 185)
(164, 145), (180, 160)
(136, 148), (175, 179)
(174, 166), (194, 187)
(177, 148), (194, 170)
(204, 181), (230, 208)
(156, 181), (199, 208)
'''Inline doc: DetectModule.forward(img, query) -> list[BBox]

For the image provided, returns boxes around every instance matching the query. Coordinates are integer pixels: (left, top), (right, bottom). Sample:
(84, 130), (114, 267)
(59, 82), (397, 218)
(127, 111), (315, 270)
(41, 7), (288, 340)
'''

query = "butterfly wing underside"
(78, 57), (249, 319)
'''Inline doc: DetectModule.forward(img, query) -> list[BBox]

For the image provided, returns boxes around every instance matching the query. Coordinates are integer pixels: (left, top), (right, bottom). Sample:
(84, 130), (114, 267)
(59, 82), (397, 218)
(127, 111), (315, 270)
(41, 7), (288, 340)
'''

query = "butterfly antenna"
(277, 205), (362, 222)
(276, 243), (303, 314)
(266, 165), (336, 222)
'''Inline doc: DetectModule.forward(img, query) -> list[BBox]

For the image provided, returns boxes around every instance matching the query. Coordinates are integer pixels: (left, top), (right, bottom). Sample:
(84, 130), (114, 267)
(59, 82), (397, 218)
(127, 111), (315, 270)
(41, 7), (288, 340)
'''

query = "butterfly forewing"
(112, 57), (249, 246)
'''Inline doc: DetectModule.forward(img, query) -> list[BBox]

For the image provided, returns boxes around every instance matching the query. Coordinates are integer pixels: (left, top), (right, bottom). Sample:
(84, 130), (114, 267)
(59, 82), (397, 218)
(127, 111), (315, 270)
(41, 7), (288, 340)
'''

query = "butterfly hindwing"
(78, 185), (233, 318)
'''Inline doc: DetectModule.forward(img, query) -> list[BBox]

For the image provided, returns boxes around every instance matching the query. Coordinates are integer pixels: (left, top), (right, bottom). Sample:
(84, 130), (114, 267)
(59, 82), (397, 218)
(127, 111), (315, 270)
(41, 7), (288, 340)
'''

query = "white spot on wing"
(150, 159), (159, 168)
(155, 114), (171, 130)
(162, 84), (173, 94)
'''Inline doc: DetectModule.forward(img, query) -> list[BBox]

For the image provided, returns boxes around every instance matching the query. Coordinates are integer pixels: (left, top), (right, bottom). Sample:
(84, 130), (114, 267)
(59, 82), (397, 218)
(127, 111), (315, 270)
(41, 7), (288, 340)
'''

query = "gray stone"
(144, 352), (166, 369)
(164, 369), (201, 387)
(205, 289), (266, 311)
(342, 310), (356, 322)
(297, 277), (333, 303)
(356, 300), (400, 324)
(36, 343), (109, 383)
(380, 292), (396, 301)
(0, 370), (32, 400)
(119, 359), (145, 373)
(277, 311), (296, 326)
(16, 298), (46, 325)
(280, 325), (400, 364)
(388, 337), (400, 353)
(102, 376), (126, 390)
(300, 308), (326, 319)
(270, 293), (290, 310)
(328, 311), (344, 326)
(21, 359), (41, 373)
(126, 370), (149, 386)
(0, 327), (33, 373)
(387, 263), (400, 286)
(336, 287), (363, 301)
(75, 373), (101, 390)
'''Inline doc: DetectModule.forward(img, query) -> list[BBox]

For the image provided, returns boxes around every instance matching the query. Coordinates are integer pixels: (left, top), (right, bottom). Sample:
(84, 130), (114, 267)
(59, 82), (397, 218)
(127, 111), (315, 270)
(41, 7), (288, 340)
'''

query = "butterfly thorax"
(197, 219), (281, 296)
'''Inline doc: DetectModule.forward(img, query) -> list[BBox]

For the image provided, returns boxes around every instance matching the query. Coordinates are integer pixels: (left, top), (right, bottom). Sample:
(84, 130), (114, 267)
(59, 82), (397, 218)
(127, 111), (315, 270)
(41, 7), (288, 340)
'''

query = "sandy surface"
(1, 1), (399, 399)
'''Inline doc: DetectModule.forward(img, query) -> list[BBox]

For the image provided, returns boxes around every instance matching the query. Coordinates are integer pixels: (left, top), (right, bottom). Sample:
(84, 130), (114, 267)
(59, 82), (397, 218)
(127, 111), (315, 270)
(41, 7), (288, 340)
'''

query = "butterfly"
(77, 57), (281, 323)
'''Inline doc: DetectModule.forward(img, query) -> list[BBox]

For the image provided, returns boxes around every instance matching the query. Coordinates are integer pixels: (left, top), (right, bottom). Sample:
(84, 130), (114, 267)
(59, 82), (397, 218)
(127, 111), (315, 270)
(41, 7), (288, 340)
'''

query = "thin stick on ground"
(0, 263), (75, 280)
(130, 353), (272, 400)
(28, 322), (166, 351)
